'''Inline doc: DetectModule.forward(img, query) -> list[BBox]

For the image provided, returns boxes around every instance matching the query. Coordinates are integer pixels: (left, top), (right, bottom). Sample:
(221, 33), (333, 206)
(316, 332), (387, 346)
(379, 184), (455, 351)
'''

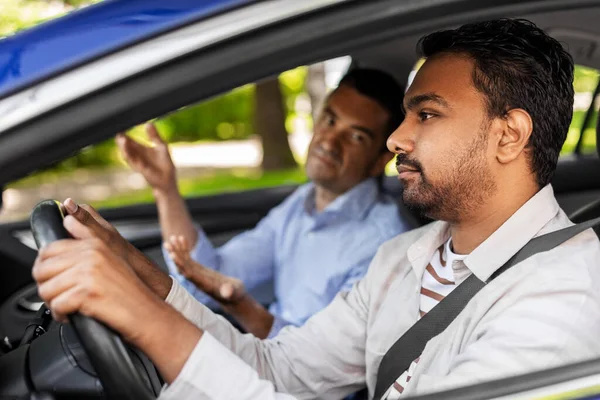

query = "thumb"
(145, 123), (165, 146)
(62, 199), (111, 239)
(115, 133), (130, 157)
(80, 203), (114, 232)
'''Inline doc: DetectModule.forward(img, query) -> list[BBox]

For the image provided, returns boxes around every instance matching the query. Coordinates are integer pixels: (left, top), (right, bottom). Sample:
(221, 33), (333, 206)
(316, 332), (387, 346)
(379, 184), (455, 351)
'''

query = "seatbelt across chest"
(372, 216), (600, 400)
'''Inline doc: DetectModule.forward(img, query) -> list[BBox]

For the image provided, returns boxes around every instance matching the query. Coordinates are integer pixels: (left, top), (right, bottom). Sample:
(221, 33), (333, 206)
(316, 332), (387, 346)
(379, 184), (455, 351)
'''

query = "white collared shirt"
(159, 185), (600, 400)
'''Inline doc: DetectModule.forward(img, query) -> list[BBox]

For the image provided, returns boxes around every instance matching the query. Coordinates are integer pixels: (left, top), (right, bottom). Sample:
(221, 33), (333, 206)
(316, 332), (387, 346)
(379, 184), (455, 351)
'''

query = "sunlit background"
(0, 0), (597, 222)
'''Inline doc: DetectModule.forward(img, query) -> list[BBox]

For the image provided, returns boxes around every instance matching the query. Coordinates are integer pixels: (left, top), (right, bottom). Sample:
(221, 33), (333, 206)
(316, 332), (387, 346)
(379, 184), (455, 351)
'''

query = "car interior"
(2, 0), (600, 398)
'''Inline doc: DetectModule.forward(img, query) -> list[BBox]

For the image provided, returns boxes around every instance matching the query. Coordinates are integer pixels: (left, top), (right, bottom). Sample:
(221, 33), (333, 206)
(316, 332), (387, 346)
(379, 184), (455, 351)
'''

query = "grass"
(92, 168), (308, 209)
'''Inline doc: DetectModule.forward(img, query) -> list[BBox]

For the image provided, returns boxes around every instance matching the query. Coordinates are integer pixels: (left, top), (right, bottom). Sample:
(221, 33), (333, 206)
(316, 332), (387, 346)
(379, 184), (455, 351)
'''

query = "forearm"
(154, 184), (198, 246)
(134, 300), (203, 383)
(126, 240), (173, 299)
(165, 278), (365, 398)
(183, 261), (276, 338)
(223, 295), (274, 339)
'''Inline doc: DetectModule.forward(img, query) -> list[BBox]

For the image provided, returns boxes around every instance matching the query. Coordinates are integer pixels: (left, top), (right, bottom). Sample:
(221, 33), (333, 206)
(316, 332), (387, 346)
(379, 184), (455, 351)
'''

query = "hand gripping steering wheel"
(30, 200), (155, 400)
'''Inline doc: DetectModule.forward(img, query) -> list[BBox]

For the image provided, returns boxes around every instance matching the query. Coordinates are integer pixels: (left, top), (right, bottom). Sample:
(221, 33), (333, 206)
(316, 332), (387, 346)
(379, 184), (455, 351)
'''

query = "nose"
(319, 128), (342, 155)
(386, 119), (414, 155)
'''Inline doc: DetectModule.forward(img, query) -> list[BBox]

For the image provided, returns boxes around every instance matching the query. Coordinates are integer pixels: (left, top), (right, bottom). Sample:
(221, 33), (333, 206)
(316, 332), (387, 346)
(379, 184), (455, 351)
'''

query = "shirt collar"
(304, 177), (379, 221)
(407, 185), (560, 282)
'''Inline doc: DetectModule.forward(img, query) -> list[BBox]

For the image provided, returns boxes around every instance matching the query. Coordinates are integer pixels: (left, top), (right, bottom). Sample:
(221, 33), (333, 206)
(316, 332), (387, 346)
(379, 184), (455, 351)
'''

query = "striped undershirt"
(383, 238), (467, 399)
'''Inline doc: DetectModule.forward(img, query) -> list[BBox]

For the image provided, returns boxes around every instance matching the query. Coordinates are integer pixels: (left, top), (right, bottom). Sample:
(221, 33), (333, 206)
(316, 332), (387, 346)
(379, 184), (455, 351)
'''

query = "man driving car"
(33, 18), (600, 399)
(115, 68), (410, 338)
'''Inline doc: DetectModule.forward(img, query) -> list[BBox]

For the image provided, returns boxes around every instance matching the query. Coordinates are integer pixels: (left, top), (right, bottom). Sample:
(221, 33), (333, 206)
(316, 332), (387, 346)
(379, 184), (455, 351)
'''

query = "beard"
(398, 129), (497, 223)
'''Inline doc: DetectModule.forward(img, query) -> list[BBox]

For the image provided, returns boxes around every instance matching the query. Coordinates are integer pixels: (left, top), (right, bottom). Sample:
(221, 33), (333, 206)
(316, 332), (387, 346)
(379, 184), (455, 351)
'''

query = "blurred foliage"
(0, 0), (101, 37)
(3, 0), (600, 213)
(155, 68), (307, 144)
(93, 168), (307, 209)
(563, 110), (598, 155)
(50, 68), (307, 171)
(574, 65), (600, 93)
(1, 0), (308, 172)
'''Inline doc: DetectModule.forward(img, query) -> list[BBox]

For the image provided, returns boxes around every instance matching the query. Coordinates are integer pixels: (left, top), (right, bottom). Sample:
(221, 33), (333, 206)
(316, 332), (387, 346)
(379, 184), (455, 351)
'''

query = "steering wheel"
(30, 200), (156, 400)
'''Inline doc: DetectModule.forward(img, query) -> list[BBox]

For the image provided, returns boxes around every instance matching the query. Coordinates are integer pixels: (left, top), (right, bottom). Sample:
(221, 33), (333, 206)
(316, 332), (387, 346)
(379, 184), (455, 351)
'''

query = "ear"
(369, 150), (394, 177)
(496, 108), (533, 164)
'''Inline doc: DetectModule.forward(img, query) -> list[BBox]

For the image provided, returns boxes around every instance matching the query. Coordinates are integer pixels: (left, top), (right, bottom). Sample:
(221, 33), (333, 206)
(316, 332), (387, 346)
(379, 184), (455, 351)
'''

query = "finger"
(145, 123), (165, 146)
(177, 235), (188, 252)
(170, 251), (185, 266)
(180, 235), (189, 250)
(170, 235), (181, 252)
(116, 134), (133, 161)
(163, 241), (173, 253)
(48, 285), (87, 322)
(63, 199), (96, 229)
(63, 200), (112, 239)
(34, 241), (93, 282)
(37, 265), (82, 303)
(117, 134), (149, 167)
(36, 238), (86, 262)
(79, 204), (114, 232)
(64, 215), (99, 241)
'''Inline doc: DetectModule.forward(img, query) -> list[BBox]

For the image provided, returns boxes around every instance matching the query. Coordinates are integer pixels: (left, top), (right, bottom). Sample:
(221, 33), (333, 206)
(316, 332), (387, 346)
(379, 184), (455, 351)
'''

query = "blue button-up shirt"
(163, 178), (410, 336)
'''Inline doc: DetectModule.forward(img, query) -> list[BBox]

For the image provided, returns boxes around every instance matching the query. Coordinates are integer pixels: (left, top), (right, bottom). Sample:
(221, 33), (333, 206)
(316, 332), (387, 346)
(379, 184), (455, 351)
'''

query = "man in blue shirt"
(117, 68), (411, 338)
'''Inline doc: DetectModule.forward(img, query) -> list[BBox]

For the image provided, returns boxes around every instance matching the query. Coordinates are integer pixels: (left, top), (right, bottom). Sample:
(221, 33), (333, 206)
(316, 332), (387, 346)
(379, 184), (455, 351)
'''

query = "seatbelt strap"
(372, 216), (600, 400)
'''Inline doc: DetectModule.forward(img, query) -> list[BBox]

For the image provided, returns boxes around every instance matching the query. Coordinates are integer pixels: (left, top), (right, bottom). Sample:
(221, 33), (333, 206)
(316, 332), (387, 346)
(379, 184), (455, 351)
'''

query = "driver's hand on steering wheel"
(31, 208), (202, 384)
(58, 198), (172, 299)
(33, 228), (163, 342)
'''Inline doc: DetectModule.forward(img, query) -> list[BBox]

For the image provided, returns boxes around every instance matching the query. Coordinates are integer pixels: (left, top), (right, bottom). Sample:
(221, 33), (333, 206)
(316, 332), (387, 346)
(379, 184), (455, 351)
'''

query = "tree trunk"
(306, 62), (328, 124)
(254, 77), (297, 171)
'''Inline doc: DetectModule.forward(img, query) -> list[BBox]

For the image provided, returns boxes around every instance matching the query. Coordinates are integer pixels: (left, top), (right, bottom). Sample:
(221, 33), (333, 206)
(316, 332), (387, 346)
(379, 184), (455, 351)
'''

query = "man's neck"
(449, 181), (540, 255)
(314, 185), (342, 212)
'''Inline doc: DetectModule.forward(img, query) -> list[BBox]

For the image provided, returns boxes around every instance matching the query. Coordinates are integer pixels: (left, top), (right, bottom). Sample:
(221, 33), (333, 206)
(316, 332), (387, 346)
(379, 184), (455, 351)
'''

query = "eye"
(418, 111), (436, 122)
(350, 132), (365, 142)
(326, 114), (335, 126)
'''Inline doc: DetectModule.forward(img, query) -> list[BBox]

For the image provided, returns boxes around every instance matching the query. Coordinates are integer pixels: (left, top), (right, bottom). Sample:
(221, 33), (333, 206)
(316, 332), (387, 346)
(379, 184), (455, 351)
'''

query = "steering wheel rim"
(30, 200), (155, 400)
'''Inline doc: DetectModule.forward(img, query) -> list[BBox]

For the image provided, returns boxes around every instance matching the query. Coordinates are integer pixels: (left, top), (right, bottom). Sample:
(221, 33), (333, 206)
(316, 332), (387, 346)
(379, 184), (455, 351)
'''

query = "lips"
(396, 164), (420, 174)
(311, 149), (340, 167)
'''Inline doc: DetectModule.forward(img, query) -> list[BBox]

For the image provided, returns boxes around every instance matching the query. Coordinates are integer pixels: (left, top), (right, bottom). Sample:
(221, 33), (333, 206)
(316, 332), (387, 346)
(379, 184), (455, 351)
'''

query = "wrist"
(133, 300), (203, 383)
(152, 180), (179, 200)
(126, 242), (173, 299)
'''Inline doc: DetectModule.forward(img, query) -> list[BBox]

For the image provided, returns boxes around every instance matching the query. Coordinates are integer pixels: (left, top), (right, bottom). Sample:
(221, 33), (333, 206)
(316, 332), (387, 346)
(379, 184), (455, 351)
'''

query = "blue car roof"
(0, 0), (254, 99)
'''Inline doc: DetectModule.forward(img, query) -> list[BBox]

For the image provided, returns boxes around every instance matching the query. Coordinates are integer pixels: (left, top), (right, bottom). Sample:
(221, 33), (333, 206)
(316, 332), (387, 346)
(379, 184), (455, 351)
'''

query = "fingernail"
(64, 199), (78, 213)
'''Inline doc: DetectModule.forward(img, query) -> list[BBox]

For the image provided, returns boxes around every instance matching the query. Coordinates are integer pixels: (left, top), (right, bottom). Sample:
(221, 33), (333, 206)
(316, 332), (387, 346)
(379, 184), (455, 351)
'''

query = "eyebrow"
(403, 93), (451, 113)
(324, 106), (377, 139)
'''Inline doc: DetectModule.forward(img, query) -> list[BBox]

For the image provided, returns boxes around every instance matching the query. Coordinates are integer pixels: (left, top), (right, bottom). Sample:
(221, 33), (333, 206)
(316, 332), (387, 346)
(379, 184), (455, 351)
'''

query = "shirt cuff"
(165, 277), (212, 326)
(165, 276), (183, 306)
(159, 332), (285, 400)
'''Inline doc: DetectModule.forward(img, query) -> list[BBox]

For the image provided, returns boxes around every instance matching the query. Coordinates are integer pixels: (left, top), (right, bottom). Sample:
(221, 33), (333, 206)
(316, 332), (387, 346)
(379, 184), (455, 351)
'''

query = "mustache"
(312, 146), (341, 164)
(395, 153), (423, 172)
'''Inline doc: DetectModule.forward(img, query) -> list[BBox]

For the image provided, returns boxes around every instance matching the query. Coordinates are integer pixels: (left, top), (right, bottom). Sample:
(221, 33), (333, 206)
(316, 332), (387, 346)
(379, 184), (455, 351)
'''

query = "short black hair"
(338, 68), (405, 139)
(418, 19), (574, 187)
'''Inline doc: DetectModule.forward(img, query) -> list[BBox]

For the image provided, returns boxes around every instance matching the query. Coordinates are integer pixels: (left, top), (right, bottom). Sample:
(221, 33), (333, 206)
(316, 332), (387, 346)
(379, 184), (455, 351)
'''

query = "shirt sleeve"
(163, 237), (381, 400)
(162, 202), (287, 305)
(159, 332), (299, 400)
